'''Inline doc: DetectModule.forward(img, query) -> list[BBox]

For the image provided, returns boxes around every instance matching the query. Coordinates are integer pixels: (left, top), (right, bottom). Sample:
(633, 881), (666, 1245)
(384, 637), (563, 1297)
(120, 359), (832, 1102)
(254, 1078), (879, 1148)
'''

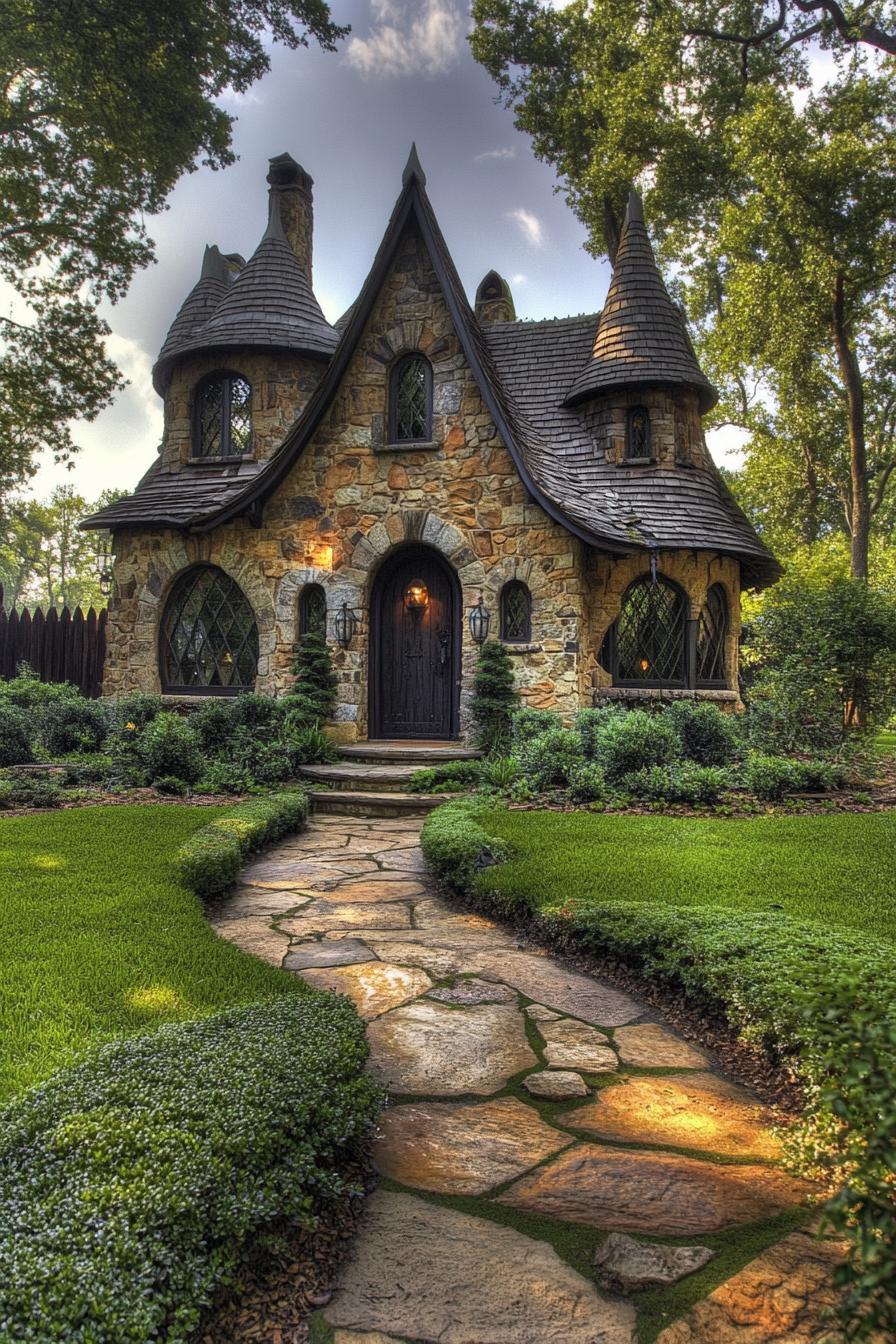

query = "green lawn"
(0, 804), (302, 1099)
(875, 728), (896, 757)
(479, 808), (896, 943)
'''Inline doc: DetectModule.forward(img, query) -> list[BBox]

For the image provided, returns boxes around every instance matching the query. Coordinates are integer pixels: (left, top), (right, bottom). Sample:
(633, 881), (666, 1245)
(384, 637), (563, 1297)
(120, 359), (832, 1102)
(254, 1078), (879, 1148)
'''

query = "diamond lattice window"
(697, 584), (728, 685)
(195, 374), (253, 458)
(616, 576), (686, 684)
(390, 355), (432, 442)
(501, 581), (531, 643)
(160, 566), (258, 693)
(625, 407), (651, 460)
(299, 583), (327, 638)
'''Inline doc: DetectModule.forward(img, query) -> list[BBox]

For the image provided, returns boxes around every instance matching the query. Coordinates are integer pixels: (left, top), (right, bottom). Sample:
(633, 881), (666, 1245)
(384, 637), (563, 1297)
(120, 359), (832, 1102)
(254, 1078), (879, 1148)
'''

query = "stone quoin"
(83, 147), (778, 738)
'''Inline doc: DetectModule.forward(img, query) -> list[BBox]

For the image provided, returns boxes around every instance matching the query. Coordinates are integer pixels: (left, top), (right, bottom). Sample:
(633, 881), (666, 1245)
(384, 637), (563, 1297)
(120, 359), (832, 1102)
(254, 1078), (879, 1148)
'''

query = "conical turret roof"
(152, 194), (338, 393)
(154, 246), (233, 385)
(564, 191), (716, 411)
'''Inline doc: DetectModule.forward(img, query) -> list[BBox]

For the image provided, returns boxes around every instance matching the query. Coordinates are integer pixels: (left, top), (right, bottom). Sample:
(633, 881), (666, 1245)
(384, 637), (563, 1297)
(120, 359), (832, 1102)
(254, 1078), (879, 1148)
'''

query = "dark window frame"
(500, 580), (532, 643)
(388, 353), (433, 445)
(625, 405), (652, 461)
(696, 583), (729, 687)
(159, 564), (258, 695)
(192, 371), (253, 460)
(601, 574), (691, 688)
(298, 582), (328, 638)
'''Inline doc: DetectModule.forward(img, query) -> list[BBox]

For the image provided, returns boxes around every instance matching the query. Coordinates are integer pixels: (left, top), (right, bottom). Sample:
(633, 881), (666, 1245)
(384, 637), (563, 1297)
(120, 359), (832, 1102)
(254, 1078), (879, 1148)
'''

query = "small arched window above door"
(159, 564), (258, 693)
(500, 580), (532, 643)
(193, 372), (252, 459)
(298, 582), (327, 638)
(389, 354), (433, 444)
(697, 584), (729, 686)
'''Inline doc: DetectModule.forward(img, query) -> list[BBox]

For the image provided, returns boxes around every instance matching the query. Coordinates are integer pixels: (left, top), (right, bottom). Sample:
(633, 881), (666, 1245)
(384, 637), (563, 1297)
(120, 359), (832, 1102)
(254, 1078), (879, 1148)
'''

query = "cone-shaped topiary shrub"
(287, 631), (338, 725)
(470, 640), (519, 755)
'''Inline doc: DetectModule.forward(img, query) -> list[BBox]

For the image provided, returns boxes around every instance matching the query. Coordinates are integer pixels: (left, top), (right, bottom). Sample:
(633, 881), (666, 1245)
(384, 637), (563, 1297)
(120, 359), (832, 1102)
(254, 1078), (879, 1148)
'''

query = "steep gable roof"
(565, 191), (717, 412)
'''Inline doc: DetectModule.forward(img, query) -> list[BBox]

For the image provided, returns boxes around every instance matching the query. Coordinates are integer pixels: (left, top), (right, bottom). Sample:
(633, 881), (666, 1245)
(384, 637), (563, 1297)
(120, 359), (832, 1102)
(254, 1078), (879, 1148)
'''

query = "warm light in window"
(405, 581), (429, 610)
(639, 657), (651, 673)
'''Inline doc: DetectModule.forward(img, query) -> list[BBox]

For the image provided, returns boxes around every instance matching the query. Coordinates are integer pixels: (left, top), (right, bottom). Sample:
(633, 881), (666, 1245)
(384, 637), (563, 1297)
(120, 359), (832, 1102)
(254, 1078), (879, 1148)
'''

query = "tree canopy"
(0, 0), (347, 502)
(0, 486), (120, 611)
(471, 0), (896, 577)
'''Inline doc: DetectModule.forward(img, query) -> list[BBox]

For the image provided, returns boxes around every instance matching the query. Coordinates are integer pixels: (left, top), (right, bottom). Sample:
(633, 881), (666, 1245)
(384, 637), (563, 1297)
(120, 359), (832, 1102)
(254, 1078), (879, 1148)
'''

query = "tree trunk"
(801, 443), (820, 545)
(832, 274), (869, 579)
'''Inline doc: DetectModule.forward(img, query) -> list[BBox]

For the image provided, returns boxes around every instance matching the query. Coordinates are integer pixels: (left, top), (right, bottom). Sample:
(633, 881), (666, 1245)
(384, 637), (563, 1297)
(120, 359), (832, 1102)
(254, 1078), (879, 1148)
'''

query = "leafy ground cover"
(0, 803), (304, 1099)
(478, 808), (896, 943)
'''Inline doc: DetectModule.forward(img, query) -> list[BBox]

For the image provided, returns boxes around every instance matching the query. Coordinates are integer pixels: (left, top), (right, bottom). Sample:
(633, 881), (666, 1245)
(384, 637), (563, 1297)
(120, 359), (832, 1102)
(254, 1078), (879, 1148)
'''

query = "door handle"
(438, 630), (450, 666)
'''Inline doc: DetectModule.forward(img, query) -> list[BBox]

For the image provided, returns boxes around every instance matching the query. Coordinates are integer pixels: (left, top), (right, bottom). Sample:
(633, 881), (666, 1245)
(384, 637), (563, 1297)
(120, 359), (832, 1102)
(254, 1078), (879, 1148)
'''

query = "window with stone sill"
(697, 584), (728, 686)
(388, 354), (433, 444)
(159, 565), (258, 694)
(500, 580), (532, 643)
(625, 406), (651, 460)
(193, 372), (252, 459)
(601, 575), (688, 687)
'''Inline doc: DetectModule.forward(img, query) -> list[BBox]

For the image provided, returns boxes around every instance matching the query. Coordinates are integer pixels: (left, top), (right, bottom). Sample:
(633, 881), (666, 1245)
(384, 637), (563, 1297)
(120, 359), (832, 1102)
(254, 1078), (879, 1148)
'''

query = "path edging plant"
(420, 799), (896, 1338)
(175, 791), (308, 897)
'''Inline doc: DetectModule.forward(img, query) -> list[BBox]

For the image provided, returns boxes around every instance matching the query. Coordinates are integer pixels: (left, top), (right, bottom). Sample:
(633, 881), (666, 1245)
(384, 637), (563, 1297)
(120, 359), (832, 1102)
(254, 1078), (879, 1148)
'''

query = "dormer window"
(389, 354), (432, 444)
(194, 372), (252, 459)
(625, 406), (651, 461)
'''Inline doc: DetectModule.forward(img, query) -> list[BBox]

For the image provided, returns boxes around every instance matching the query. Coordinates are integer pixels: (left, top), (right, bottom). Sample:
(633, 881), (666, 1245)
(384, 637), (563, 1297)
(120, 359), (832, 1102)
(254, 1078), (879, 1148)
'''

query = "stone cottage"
(84, 147), (778, 741)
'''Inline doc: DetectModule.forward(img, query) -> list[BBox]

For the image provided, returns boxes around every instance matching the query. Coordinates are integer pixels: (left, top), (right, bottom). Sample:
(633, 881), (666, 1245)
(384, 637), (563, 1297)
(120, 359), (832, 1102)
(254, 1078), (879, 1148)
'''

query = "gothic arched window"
(625, 406), (651, 460)
(298, 583), (327, 638)
(193, 372), (252, 459)
(500, 580), (532, 643)
(610, 575), (687, 685)
(159, 565), (258, 693)
(697, 584), (729, 686)
(389, 354), (432, 444)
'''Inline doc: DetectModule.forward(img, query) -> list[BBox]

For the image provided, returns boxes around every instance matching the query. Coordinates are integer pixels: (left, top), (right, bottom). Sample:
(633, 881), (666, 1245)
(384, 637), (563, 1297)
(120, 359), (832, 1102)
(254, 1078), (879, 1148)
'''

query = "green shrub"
(792, 758), (848, 792)
(419, 798), (510, 892)
(567, 761), (608, 802)
(518, 728), (583, 790)
(666, 700), (738, 766)
(409, 760), (484, 794)
(136, 713), (203, 785)
(195, 761), (256, 795)
(482, 756), (520, 792)
(0, 670), (80, 710)
(623, 762), (728, 805)
(153, 774), (191, 796)
(38, 697), (108, 755)
(282, 723), (339, 768)
(0, 705), (33, 767)
(594, 708), (681, 783)
(743, 752), (801, 800)
(288, 632), (338, 724)
(0, 996), (380, 1344)
(175, 791), (308, 898)
(107, 692), (163, 734)
(574, 706), (619, 758)
(470, 641), (519, 755)
(511, 707), (560, 749)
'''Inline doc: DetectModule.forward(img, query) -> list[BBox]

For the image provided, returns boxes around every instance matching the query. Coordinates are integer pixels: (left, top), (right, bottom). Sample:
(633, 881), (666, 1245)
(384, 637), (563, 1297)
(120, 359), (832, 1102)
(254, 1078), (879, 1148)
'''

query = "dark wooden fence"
(0, 586), (107, 698)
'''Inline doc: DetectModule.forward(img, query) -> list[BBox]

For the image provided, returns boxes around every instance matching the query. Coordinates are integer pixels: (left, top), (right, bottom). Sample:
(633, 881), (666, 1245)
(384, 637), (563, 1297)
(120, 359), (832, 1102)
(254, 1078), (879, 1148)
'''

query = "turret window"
(194, 372), (252, 459)
(389, 354), (432, 444)
(625, 406), (651, 461)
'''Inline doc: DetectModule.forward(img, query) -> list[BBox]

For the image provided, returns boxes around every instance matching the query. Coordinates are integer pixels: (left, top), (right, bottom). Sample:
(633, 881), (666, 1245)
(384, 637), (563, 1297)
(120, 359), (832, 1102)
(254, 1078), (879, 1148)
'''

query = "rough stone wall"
(582, 386), (708, 469)
(159, 349), (325, 471)
(104, 220), (744, 732)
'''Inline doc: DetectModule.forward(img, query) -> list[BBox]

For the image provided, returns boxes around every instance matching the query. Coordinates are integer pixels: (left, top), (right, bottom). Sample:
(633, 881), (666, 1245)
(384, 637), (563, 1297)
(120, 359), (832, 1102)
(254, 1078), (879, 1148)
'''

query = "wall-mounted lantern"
(404, 580), (429, 611)
(94, 533), (114, 598)
(334, 601), (360, 649)
(468, 593), (491, 644)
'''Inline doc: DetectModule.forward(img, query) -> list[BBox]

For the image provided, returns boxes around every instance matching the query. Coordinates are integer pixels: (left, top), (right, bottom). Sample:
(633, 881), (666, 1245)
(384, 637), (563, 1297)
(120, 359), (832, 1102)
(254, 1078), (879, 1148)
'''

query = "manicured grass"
(874, 728), (896, 757)
(478, 808), (896, 943)
(0, 804), (303, 1099)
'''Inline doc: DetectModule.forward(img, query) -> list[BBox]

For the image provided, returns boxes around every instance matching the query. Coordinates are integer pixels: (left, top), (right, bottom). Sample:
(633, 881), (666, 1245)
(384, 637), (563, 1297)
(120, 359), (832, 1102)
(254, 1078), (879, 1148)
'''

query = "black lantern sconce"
(468, 592), (491, 644)
(404, 580), (429, 612)
(333, 601), (361, 649)
(94, 533), (114, 598)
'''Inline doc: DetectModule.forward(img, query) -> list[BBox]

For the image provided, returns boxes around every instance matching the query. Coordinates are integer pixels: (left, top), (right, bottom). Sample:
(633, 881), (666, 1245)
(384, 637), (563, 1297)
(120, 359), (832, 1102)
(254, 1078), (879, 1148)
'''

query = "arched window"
(501, 580), (531, 643)
(625, 406), (651, 461)
(159, 565), (258, 693)
(298, 583), (327, 638)
(611, 575), (687, 685)
(193, 372), (252, 459)
(389, 354), (432, 444)
(697, 584), (728, 686)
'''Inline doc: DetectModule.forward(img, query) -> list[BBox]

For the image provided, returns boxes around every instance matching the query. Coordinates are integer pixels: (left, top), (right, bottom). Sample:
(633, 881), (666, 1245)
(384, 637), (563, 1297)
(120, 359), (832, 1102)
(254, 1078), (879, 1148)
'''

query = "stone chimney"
(266, 152), (314, 284)
(475, 270), (516, 324)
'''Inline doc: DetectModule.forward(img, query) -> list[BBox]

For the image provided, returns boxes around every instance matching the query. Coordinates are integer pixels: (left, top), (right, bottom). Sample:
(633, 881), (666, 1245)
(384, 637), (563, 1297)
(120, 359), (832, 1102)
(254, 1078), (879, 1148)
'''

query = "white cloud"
(345, 0), (467, 78)
(508, 207), (545, 248)
(475, 147), (516, 162)
(510, 273), (528, 286)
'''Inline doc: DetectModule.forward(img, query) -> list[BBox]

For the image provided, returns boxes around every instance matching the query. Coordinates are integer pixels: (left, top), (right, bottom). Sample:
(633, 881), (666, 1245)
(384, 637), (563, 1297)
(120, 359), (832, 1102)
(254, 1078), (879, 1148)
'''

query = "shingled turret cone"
(564, 190), (717, 411)
(153, 245), (237, 392)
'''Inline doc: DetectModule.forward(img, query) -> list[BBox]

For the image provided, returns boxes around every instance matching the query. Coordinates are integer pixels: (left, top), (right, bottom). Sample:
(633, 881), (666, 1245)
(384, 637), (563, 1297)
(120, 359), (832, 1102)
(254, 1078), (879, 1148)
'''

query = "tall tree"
(471, 1), (896, 577)
(0, 0), (347, 502)
(0, 486), (119, 610)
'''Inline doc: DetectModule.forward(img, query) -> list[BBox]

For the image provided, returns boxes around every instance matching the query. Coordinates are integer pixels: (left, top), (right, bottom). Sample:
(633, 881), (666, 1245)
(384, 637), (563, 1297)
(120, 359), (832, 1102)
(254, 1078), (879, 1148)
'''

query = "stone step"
(339, 741), (482, 766)
(309, 789), (454, 818)
(299, 761), (425, 793)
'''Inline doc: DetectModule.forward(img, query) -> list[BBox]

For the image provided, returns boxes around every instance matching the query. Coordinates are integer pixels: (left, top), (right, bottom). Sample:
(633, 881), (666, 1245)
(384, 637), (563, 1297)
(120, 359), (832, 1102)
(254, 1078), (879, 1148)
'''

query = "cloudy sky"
(32, 0), (738, 503)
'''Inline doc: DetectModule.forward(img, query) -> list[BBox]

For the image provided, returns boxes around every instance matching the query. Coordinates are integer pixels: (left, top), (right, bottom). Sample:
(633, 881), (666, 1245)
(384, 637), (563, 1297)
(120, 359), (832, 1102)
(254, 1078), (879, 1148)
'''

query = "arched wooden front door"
(369, 545), (461, 740)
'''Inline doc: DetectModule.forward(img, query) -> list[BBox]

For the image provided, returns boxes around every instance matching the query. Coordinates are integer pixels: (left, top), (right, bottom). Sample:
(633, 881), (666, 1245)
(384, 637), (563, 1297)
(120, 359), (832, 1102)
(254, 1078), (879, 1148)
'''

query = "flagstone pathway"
(210, 814), (846, 1344)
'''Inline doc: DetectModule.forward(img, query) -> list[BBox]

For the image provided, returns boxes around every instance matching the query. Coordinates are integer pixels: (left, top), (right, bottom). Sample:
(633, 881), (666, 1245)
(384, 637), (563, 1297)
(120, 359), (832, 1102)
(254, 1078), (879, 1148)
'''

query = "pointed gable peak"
(402, 142), (427, 188)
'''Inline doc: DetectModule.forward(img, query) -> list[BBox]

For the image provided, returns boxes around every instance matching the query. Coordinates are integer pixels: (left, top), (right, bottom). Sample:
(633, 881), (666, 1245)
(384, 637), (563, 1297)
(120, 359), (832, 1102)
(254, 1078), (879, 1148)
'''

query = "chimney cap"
(266, 152), (313, 192)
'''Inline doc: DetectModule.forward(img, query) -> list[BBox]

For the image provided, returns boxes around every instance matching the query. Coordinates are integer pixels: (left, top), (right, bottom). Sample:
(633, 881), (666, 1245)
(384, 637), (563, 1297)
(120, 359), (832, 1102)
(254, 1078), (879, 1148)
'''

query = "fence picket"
(0, 585), (107, 697)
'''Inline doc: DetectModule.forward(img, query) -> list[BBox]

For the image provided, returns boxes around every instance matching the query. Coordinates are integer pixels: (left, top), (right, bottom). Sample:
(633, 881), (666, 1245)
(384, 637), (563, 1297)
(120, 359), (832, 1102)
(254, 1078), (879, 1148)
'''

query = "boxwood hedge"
(175, 791), (309, 897)
(421, 800), (896, 1338)
(0, 995), (380, 1343)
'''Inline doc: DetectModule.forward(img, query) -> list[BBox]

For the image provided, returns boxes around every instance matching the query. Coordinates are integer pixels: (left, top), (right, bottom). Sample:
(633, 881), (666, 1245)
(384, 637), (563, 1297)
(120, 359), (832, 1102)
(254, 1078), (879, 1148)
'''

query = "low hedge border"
(175, 790), (309, 897)
(421, 800), (896, 1339)
(0, 996), (380, 1343)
